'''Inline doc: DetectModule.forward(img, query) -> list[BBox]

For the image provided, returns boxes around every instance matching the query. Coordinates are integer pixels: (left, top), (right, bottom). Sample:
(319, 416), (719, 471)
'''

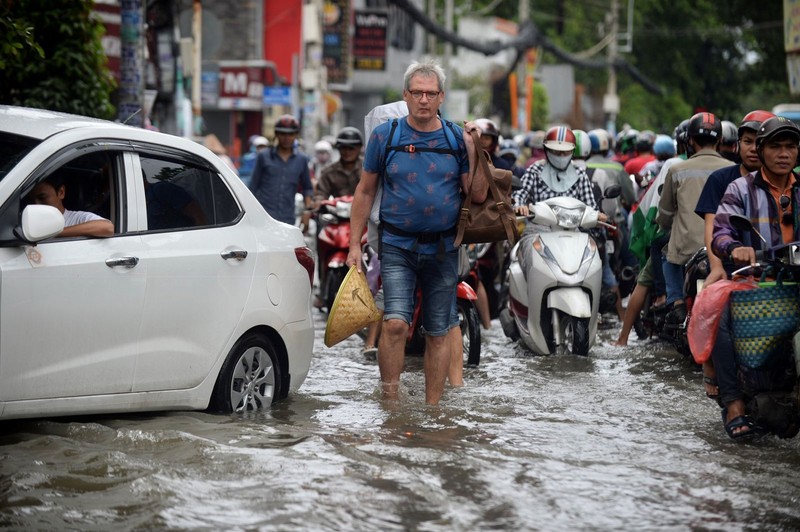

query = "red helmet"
(738, 110), (775, 138)
(275, 114), (300, 134)
(543, 126), (576, 152)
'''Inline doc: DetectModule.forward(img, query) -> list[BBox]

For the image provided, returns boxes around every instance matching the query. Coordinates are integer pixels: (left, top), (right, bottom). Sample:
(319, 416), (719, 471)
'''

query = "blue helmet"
(653, 135), (676, 157)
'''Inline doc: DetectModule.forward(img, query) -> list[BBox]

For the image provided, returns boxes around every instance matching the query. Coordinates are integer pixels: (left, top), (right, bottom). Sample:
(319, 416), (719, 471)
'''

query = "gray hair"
(403, 59), (446, 92)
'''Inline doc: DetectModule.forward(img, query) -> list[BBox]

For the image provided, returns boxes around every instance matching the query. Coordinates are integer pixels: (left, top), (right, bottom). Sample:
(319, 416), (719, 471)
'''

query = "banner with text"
(353, 10), (387, 71)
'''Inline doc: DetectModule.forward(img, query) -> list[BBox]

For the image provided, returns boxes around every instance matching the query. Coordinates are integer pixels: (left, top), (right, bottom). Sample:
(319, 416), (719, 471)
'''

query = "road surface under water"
(2, 311), (800, 530)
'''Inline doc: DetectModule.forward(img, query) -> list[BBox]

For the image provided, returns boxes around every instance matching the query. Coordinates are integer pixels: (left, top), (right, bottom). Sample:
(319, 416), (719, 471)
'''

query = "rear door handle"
(221, 249), (248, 261)
(105, 256), (139, 268)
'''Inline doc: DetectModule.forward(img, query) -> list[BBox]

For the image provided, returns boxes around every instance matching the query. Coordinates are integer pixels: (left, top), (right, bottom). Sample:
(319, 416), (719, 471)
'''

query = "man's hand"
(703, 264), (728, 288)
(730, 246), (757, 266)
(515, 205), (530, 217)
(346, 245), (363, 273)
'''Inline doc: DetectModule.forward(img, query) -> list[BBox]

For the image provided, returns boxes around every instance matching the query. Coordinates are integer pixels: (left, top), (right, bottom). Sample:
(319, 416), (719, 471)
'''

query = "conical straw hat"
(324, 265), (381, 347)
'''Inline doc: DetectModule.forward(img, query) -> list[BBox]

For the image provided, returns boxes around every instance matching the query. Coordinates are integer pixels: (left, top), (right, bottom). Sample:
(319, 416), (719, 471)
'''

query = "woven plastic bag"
(688, 278), (758, 364)
(730, 280), (800, 369)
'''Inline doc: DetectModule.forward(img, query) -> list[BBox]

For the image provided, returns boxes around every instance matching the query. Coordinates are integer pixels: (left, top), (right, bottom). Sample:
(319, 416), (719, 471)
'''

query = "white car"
(0, 106), (315, 420)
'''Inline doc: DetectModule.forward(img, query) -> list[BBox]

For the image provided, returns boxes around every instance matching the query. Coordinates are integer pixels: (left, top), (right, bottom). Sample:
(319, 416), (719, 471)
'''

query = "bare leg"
(614, 282), (649, 346)
(613, 286), (625, 321)
(364, 315), (382, 354)
(475, 280), (492, 329)
(377, 318), (409, 400)
(447, 325), (463, 387)
(424, 333), (451, 404)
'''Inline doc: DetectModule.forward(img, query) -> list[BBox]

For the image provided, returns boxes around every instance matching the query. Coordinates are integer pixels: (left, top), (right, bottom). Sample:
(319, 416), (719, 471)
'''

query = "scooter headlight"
(532, 235), (557, 263)
(335, 200), (352, 219)
(552, 205), (586, 229)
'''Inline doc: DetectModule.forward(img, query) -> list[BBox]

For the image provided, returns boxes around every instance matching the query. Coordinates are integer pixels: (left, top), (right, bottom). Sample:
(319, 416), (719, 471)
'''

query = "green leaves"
(0, 1), (115, 119)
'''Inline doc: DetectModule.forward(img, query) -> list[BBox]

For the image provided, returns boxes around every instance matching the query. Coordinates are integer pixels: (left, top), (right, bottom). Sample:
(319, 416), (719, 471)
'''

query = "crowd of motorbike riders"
(237, 108), (800, 442)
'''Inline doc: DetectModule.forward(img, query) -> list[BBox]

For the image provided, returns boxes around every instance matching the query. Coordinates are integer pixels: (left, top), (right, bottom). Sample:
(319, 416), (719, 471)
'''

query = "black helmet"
(335, 126), (364, 148)
(687, 112), (721, 141)
(721, 121), (738, 146)
(275, 114), (300, 134)
(674, 118), (690, 152)
(635, 130), (656, 152)
(755, 116), (800, 150)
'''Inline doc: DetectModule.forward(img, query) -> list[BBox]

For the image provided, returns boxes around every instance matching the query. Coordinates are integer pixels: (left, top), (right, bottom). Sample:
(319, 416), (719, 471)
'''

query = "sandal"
(721, 408), (760, 441)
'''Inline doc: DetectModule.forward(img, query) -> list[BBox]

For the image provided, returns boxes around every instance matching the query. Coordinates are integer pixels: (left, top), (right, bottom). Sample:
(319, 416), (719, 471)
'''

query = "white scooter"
(499, 186), (620, 356)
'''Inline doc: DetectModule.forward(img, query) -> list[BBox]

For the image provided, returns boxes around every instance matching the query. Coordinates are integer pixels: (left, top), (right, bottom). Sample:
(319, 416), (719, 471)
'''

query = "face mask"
(547, 152), (572, 171)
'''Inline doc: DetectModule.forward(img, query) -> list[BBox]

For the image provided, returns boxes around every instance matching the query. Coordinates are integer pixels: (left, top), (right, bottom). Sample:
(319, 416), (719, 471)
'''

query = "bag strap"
(454, 129), (517, 246)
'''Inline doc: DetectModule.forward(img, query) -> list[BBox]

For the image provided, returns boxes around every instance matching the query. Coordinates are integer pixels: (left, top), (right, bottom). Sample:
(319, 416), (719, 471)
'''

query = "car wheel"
(210, 333), (282, 413)
(458, 299), (481, 366)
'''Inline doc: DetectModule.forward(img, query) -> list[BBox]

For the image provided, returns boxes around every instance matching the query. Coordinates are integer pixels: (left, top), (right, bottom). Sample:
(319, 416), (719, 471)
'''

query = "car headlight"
(552, 205), (586, 229)
(335, 200), (352, 219)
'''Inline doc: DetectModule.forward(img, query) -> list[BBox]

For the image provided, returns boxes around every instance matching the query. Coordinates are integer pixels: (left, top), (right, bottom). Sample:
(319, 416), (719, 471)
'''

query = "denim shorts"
(380, 243), (459, 336)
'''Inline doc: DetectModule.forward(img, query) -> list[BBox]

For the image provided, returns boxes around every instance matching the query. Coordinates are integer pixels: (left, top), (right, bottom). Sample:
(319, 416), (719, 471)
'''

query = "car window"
(21, 150), (120, 236)
(139, 155), (241, 231)
(0, 132), (40, 182)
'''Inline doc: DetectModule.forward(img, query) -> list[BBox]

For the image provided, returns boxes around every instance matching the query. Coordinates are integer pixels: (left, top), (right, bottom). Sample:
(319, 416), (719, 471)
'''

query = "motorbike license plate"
(606, 240), (615, 254)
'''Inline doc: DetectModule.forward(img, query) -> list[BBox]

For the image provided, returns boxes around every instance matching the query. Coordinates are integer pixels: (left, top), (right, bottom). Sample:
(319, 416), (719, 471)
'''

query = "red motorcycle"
(361, 238), (481, 366)
(316, 195), (356, 311)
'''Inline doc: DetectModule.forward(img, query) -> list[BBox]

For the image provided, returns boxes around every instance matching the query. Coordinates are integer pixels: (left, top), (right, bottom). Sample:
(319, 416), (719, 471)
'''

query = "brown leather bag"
(454, 130), (519, 246)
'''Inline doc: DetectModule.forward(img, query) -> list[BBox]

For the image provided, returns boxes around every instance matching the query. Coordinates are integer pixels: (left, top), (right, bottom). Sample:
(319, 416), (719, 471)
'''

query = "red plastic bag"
(688, 278), (758, 364)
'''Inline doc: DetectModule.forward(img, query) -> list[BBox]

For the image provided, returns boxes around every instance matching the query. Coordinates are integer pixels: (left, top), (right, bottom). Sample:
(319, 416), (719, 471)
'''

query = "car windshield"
(0, 132), (40, 182)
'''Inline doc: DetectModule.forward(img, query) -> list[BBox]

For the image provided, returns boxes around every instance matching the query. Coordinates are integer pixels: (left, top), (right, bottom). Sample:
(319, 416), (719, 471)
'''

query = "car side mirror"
(16, 204), (65, 243)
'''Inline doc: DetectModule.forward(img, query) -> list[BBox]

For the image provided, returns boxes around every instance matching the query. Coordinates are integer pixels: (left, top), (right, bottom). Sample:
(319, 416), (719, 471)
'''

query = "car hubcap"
(230, 346), (275, 412)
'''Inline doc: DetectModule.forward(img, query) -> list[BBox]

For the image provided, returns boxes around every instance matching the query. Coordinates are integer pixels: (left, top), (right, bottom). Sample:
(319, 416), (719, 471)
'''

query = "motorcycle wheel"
(458, 299), (481, 366)
(556, 311), (590, 357)
(324, 267), (348, 312)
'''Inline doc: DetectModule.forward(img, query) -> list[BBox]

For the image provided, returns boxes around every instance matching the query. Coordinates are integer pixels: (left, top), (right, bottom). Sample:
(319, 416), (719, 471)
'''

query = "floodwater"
(2, 311), (800, 531)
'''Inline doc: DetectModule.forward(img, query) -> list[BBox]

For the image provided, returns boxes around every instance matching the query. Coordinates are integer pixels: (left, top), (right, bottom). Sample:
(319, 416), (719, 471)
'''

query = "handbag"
(730, 278), (800, 369)
(453, 130), (519, 247)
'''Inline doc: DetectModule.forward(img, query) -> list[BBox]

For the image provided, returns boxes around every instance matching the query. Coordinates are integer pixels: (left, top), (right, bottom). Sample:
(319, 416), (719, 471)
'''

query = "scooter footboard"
(547, 287), (591, 318)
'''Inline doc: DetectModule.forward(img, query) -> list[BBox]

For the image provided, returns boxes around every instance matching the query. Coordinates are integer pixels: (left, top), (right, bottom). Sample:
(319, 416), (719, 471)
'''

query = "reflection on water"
(2, 312), (800, 530)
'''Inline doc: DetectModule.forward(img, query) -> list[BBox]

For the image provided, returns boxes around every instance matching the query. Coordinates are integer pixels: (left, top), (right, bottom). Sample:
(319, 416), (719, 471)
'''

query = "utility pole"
(604, 0), (620, 136)
(443, 0), (453, 109)
(117, 0), (145, 127)
(192, 0), (203, 137)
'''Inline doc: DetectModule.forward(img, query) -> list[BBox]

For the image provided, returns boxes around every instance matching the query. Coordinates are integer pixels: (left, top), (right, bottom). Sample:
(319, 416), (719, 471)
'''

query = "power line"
(387, 0), (664, 95)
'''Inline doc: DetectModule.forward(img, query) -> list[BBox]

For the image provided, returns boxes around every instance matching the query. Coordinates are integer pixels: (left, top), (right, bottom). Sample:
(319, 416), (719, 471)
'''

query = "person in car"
(26, 175), (113, 238)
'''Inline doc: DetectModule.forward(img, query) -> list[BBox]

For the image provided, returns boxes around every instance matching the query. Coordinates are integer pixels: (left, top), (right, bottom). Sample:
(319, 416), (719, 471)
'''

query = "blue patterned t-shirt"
(363, 117), (469, 253)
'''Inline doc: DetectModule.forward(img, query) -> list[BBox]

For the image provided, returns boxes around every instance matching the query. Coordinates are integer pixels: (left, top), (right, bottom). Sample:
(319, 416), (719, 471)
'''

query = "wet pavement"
(2, 310), (800, 531)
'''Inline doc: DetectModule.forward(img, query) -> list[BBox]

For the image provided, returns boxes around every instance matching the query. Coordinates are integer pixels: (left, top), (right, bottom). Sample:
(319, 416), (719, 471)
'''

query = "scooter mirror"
(602, 184), (621, 199)
(730, 213), (767, 244)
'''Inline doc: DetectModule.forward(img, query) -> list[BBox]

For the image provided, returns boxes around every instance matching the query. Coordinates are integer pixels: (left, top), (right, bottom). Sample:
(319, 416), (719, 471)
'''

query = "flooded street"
(2, 310), (800, 530)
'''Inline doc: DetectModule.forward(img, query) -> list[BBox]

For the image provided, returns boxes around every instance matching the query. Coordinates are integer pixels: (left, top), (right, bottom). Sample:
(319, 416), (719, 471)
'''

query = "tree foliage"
(0, 0), (115, 119)
(436, 0), (792, 133)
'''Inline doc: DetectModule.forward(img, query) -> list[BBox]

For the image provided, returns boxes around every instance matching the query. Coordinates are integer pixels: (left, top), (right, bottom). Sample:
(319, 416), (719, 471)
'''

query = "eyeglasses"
(407, 90), (441, 100)
(780, 194), (792, 225)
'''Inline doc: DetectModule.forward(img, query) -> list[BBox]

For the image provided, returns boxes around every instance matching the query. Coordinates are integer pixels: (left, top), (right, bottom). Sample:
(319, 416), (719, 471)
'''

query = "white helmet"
(314, 140), (333, 154)
(251, 135), (268, 148)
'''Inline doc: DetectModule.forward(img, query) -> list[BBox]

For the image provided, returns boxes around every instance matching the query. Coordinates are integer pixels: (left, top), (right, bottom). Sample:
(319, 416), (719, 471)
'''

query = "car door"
(130, 149), (257, 392)
(0, 147), (147, 402)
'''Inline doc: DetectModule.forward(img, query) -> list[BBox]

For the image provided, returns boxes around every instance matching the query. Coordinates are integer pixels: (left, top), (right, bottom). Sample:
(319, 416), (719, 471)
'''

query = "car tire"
(210, 332), (282, 413)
